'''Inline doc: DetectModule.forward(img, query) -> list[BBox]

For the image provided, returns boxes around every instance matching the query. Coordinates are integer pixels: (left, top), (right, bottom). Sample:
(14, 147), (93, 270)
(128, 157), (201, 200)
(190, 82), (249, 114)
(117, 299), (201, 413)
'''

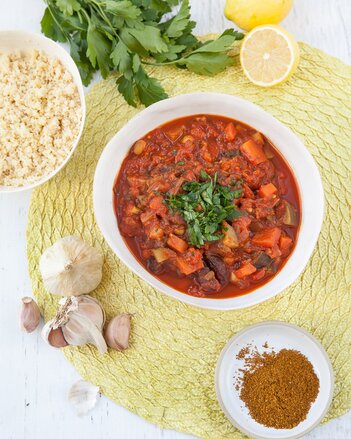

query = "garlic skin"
(104, 313), (131, 351)
(69, 380), (100, 416)
(39, 236), (103, 296)
(19, 297), (41, 333)
(41, 295), (107, 354)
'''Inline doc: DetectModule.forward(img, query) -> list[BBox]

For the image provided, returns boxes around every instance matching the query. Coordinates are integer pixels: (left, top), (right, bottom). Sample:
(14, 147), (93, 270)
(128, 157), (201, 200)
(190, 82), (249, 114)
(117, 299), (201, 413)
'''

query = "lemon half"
(240, 25), (300, 87)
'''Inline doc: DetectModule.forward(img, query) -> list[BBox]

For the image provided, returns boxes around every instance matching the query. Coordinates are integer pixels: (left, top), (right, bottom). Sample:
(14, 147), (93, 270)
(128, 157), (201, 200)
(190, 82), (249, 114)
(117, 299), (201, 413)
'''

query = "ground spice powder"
(238, 348), (320, 429)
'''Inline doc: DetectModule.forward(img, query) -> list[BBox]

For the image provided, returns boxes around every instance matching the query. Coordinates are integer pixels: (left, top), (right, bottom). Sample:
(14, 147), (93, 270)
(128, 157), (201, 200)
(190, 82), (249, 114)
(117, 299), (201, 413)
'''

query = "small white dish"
(93, 92), (324, 310)
(215, 321), (334, 439)
(0, 30), (86, 193)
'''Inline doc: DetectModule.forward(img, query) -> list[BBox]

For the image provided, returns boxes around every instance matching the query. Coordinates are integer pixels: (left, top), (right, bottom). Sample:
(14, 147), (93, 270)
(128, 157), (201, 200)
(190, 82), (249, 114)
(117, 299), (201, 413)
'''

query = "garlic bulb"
(39, 236), (103, 296)
(19, 297), (41, 333)
(42, 295), (107, 354)
(69, 380), (100, 416)
(104, 313), (131, 351)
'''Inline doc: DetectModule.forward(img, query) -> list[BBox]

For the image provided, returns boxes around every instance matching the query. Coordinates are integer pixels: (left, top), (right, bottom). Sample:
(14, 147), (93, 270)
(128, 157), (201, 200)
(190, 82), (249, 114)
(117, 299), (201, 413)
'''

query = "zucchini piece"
(152, 248), (176, 263)
(230, 271), (239, 283)
(253, 252), (273, 269)
(222, 221), (239, 248)
(263, 143), (275, 159)
(282, 201), (298, 226)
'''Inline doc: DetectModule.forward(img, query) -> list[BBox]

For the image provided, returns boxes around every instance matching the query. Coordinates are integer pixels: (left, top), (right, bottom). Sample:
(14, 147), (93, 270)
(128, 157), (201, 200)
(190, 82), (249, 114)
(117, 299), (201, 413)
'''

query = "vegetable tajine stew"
(114, 115), (300, 299)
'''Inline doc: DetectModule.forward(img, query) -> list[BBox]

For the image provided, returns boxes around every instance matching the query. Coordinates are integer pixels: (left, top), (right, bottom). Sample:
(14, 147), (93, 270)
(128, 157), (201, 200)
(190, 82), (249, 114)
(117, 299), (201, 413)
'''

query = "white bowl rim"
(93, 92), (324, 310)
(214, 320), (335, 439)
(0, 30), (86, 193)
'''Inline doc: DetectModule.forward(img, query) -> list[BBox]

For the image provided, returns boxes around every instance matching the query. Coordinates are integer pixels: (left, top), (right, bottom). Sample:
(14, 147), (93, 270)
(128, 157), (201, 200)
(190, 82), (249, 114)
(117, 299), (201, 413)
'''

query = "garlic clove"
(48, 327), (68, 348)
(62, 312), (107, 354)
(41, 295), (107, 354)
(19, 297), (41, 333)
(68, 380), (100, 416)
(41, 319), (68, 348)
(104, 313), (131, 351)
(39, 236), (103, 296)
(76, 295), (105, 329)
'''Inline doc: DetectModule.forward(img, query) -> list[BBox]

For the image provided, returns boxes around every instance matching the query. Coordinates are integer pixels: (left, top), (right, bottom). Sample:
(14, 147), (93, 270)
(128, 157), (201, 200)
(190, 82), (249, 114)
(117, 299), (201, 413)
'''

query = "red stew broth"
(113, 114), (301, 299)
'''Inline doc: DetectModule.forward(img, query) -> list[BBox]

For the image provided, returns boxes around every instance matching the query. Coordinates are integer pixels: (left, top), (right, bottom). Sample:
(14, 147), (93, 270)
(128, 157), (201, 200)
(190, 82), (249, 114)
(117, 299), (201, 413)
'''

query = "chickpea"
(133, 139), (146, 155)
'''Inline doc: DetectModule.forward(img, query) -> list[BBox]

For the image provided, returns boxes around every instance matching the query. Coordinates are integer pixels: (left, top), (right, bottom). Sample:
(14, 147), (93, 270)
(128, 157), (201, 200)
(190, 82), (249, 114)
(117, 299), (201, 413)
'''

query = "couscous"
(0, 50), (82, 187)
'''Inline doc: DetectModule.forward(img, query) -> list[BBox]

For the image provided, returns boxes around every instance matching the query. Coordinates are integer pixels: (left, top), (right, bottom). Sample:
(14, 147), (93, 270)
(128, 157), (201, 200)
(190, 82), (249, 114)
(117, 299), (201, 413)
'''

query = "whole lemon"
(224, 0), (293, 31)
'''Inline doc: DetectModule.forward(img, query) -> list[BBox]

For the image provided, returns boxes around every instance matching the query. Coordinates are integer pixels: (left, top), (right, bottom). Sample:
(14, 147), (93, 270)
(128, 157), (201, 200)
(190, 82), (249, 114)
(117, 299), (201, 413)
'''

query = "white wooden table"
(0, 1), (350, 438)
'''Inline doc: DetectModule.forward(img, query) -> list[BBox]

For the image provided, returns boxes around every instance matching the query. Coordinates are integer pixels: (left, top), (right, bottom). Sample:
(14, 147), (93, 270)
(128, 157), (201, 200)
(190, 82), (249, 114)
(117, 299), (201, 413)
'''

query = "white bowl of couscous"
(0, 30), (86, 193)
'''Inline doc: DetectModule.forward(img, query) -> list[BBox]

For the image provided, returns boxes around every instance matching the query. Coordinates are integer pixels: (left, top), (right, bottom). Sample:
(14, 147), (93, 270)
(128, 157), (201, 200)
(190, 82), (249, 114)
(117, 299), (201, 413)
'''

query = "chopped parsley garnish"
(166, 171), (242, 247)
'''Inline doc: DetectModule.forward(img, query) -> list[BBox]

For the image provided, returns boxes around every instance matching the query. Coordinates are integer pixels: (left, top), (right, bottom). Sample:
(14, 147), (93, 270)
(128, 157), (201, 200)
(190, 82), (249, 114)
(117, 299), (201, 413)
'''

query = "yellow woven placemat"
(27, 42), (351, 438)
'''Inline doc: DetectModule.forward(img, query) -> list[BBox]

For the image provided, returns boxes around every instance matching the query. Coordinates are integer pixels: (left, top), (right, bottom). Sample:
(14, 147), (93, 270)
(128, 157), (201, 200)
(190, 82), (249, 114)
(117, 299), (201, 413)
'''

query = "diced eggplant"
(204, 254), (229, 285)
(147, 257), (165, 274)
(253, 252), (273, 269)
(222, 221), (239, 249)
(194, 268), (221, 294)
(221, 149), (241, 158)
(282, 201), (298, 226)
(266, 258), (280, 274)
(152, 248), (176, 263)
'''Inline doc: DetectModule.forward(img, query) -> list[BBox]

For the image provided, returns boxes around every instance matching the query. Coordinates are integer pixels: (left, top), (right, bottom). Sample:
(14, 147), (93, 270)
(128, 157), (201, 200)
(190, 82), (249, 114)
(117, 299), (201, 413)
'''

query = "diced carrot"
(149, 195), (168, 216)
(208, 141), (219, 160)
(280, 235), (293, 255)
(201, 145), (213, 162)
(267, 245), (282, 259)
(149, 196), (164, 210)
(125, 202), (140, 215)
(167, 233), (188, 253)
(240, 139), (267, 165)
(148, 226), (164, 240)
(176, 248), (204, 275)
(224, 123), (237, 141)
(258, 183), (278, 198)
(252, 227), (282, 248)
(251, 268), (266, 281)
(235, 263), (257, 279)
(176, 258), (197, 275)
(140, 210), (155, 224)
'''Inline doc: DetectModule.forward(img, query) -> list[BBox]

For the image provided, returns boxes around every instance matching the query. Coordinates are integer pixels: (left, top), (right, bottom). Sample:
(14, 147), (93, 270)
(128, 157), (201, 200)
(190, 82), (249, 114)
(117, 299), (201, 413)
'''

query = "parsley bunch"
(41, 0), (243, 107)
(167, 171), (242, 247)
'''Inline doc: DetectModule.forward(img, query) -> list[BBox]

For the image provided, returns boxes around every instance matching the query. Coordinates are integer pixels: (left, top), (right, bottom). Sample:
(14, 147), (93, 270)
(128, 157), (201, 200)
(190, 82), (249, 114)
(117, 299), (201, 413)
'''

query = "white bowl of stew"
(93, 93), (324, 310)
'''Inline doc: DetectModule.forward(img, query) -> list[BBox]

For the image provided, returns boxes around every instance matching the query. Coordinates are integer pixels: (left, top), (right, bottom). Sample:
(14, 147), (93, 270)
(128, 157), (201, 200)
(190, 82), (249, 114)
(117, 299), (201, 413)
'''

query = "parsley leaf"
(41, 1), (245, 107)
(70, 35), (95, 85)
(179, 52), (234, 76)
(56, 0), (80, 16)
(41, 7), (67, 43)
(175, 29), (243, 75)
(117, 75), (137, 106)
(166, 172), (242, 247)
(128, 25), (168, 54)
(105, 0), (142, 21)
(165, 0), (192, 38)
(134, 66), (168, 106)
(86, 23), (112, 79)
(110, 40), (132, 73)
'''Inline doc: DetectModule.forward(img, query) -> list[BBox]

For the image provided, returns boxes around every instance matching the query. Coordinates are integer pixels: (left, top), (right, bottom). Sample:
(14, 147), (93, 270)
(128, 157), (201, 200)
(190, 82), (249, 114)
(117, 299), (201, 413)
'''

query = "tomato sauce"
(113, 115), (301, 299)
